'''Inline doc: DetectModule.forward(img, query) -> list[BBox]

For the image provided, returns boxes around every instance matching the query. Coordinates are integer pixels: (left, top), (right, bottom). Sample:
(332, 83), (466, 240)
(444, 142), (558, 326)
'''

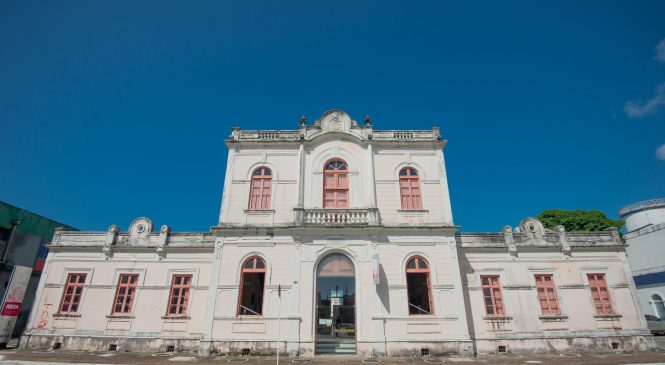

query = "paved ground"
(656, 335), (665, 351)
(1, 336), (664, 365)
(2, 349), (665, 365)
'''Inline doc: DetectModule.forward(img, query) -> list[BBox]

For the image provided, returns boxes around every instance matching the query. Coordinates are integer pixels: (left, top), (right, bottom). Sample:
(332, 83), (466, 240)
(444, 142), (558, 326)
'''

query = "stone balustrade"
(230, 129), (301, 142)
(294, 208), (380, 226)
(229, 127), (441, 143)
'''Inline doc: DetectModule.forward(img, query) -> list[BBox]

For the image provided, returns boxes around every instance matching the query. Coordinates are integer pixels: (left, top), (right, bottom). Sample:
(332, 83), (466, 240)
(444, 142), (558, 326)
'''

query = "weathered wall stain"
(36, 303), (52, 329)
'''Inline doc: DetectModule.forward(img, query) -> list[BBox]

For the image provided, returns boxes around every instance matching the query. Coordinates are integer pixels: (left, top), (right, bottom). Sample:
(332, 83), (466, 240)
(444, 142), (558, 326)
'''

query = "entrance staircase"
(315, 338), (356, 354)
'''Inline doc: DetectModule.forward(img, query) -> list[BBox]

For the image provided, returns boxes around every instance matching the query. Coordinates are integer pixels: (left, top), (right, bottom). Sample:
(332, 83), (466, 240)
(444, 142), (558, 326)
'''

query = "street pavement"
(1, 348), (665, 365)
(655, 335), (665, 351)
(1, 336), (664, 365)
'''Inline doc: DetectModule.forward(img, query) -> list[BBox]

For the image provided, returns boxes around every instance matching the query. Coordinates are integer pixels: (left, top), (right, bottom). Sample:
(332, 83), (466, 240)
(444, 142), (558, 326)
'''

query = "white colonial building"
(20, 110), (654, 357)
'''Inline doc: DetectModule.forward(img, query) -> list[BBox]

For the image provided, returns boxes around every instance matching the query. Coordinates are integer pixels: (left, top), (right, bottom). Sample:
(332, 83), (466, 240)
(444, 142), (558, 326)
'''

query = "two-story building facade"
(19, 110), (654, 357)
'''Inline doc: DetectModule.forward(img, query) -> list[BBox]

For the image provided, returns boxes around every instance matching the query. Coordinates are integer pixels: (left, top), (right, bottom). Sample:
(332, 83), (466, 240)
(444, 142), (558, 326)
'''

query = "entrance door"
(315, 253), (356, 354)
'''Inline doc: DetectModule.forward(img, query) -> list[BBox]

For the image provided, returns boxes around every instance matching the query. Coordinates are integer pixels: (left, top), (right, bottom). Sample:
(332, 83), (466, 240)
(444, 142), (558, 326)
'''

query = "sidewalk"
(1, 350), (665, 365)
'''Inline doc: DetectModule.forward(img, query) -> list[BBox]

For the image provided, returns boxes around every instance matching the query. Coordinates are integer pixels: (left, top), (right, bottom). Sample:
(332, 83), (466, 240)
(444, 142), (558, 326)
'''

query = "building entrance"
(315, 253), (356, 354)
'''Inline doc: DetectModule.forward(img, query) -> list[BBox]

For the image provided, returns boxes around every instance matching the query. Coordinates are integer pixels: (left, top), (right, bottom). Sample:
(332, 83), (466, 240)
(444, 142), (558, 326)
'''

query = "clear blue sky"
(1, 1), (664, 232)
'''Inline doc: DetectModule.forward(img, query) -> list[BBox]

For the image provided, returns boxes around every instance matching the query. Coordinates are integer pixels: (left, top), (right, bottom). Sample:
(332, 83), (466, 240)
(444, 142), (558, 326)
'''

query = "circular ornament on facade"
(128, 217), (153, 238)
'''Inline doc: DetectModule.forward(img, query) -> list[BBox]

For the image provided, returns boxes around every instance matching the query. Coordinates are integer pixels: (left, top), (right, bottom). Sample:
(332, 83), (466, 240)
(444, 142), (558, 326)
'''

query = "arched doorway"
(315, 253), (356, 354)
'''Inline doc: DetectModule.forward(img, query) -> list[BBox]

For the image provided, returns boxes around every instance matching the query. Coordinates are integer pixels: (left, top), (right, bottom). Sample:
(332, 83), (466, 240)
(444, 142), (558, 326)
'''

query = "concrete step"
(315, 340), (356, 355)
(316, 347), (356, 354)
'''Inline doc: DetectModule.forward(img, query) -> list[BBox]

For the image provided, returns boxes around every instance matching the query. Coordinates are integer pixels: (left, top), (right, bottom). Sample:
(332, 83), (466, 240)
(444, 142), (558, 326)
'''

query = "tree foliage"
(537, 209), (624, 232)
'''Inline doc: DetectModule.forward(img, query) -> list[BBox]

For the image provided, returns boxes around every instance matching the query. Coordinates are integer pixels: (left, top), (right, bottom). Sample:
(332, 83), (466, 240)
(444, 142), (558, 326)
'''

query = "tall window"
(248, 167), (272, 210)
(59, 273), (86, 313)
(534, 274), (560, 316)
(399, 167), (423, 210)
(587, 273), (614, 314)
(238, 256), (266, 315)
(481, 275), (505, 316)
(323, 160), (349, 208)
(653, 294), (665, 319)
(112, 274), (139, 315)
(167, 274), (192, 316)
(406, 256), (433, 315)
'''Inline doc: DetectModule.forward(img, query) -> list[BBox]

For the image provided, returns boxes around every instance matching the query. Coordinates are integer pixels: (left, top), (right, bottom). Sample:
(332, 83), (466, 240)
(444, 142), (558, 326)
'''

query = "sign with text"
(372, 253), (380, 285)
(0, 266), (32, 343)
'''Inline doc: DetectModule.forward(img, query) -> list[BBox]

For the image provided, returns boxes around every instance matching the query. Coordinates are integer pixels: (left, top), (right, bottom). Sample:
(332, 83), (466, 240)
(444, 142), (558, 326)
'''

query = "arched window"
(399, 167), (422, 210)
(406, 256), (433, 315)
(248, 167), (272, 210)
(323, 160), (349, 208)
(653, 294), (665, 319)
(237, 256), (266, 315)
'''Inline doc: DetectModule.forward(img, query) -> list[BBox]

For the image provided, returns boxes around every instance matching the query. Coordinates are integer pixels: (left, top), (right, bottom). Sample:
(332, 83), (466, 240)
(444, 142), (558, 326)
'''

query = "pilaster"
(369, 239), (386, 356)
(286, 237), (302, 356)
(449, 239), (473, 356)
(367, 142), (378, 208)
(198, 238), (224, 356)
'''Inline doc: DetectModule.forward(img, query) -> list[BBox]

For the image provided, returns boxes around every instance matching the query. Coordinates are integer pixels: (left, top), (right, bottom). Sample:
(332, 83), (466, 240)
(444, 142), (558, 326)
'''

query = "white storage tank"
(620, 198), (665, 233)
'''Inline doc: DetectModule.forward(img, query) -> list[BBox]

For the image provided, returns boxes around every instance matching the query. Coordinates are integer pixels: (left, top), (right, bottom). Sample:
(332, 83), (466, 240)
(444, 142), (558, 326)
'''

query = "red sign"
(1, 302), (21, 316)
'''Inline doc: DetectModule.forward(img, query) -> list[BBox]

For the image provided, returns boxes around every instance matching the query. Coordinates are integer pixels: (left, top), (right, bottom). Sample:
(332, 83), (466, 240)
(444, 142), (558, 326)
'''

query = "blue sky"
(1, 1), (664, 232)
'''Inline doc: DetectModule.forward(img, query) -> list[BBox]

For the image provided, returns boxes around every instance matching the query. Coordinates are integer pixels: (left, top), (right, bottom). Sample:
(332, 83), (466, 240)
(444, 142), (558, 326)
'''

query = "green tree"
(537, 209), (624, 232)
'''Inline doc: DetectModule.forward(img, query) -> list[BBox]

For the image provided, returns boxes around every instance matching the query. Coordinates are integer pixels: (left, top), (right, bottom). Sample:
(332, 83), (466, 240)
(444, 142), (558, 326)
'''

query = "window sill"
(106, 315), (135, 319)
(161, 315), (190, 320)
(53, 313), (81, 318)
(408, 313), (436, 317)
(593, 313), (622, 319)
(539, 315), (568, 321)
(483, 315), (513, 321)
(244, 209), (275, 214)
(397, 209), (429, 213)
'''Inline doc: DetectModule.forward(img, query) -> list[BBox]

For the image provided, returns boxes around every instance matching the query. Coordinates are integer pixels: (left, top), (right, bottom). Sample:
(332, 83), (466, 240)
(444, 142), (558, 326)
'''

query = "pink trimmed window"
(535, 274), (560, 316)
(399, 167), (422, 210)
(59, 273), (86, 313)
(323, 160), (349, 208)
(481, 275), (505, 316)
(587, 273), (614, 314)
(237, 256), (266, 315)
(248, 167), (272, 210)
(167, 274), (192, 316)
(406, 256), (433, 315)
(112, 274), (139, 315)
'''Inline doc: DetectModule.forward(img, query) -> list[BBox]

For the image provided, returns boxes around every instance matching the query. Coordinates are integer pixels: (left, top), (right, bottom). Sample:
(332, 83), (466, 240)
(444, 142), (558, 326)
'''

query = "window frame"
(480, 275), (505, 316)
(534, 274), (561, 316)
(248, 167), (273, 210)
(58, 273), (87, 314)
(166, 274), (193, 317)
(587, 273), (614, 315)
(237, 256), (267, 316)
(653, 294), (665, 319)
(111, 273), (140, 315)
(405, 255), (434, 315)
(399, 167), (423, 210)
(323, 159), (349, 208)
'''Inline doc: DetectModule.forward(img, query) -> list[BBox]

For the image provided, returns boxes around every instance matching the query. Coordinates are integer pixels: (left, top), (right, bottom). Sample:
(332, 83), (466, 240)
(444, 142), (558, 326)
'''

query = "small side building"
(0, 201), (77, 340)
(621, 199), (665, 320)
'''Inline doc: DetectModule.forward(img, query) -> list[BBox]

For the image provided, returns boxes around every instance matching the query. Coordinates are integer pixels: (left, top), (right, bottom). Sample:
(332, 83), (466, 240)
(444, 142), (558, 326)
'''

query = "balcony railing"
(294, 208), (379, 226)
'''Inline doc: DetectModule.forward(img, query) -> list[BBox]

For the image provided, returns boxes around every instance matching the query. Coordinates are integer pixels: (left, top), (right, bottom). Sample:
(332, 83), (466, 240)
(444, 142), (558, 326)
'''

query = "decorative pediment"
(127, 217), (153, 246)
(317, 109), (356, 134)
(519, 217), (546, 240)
